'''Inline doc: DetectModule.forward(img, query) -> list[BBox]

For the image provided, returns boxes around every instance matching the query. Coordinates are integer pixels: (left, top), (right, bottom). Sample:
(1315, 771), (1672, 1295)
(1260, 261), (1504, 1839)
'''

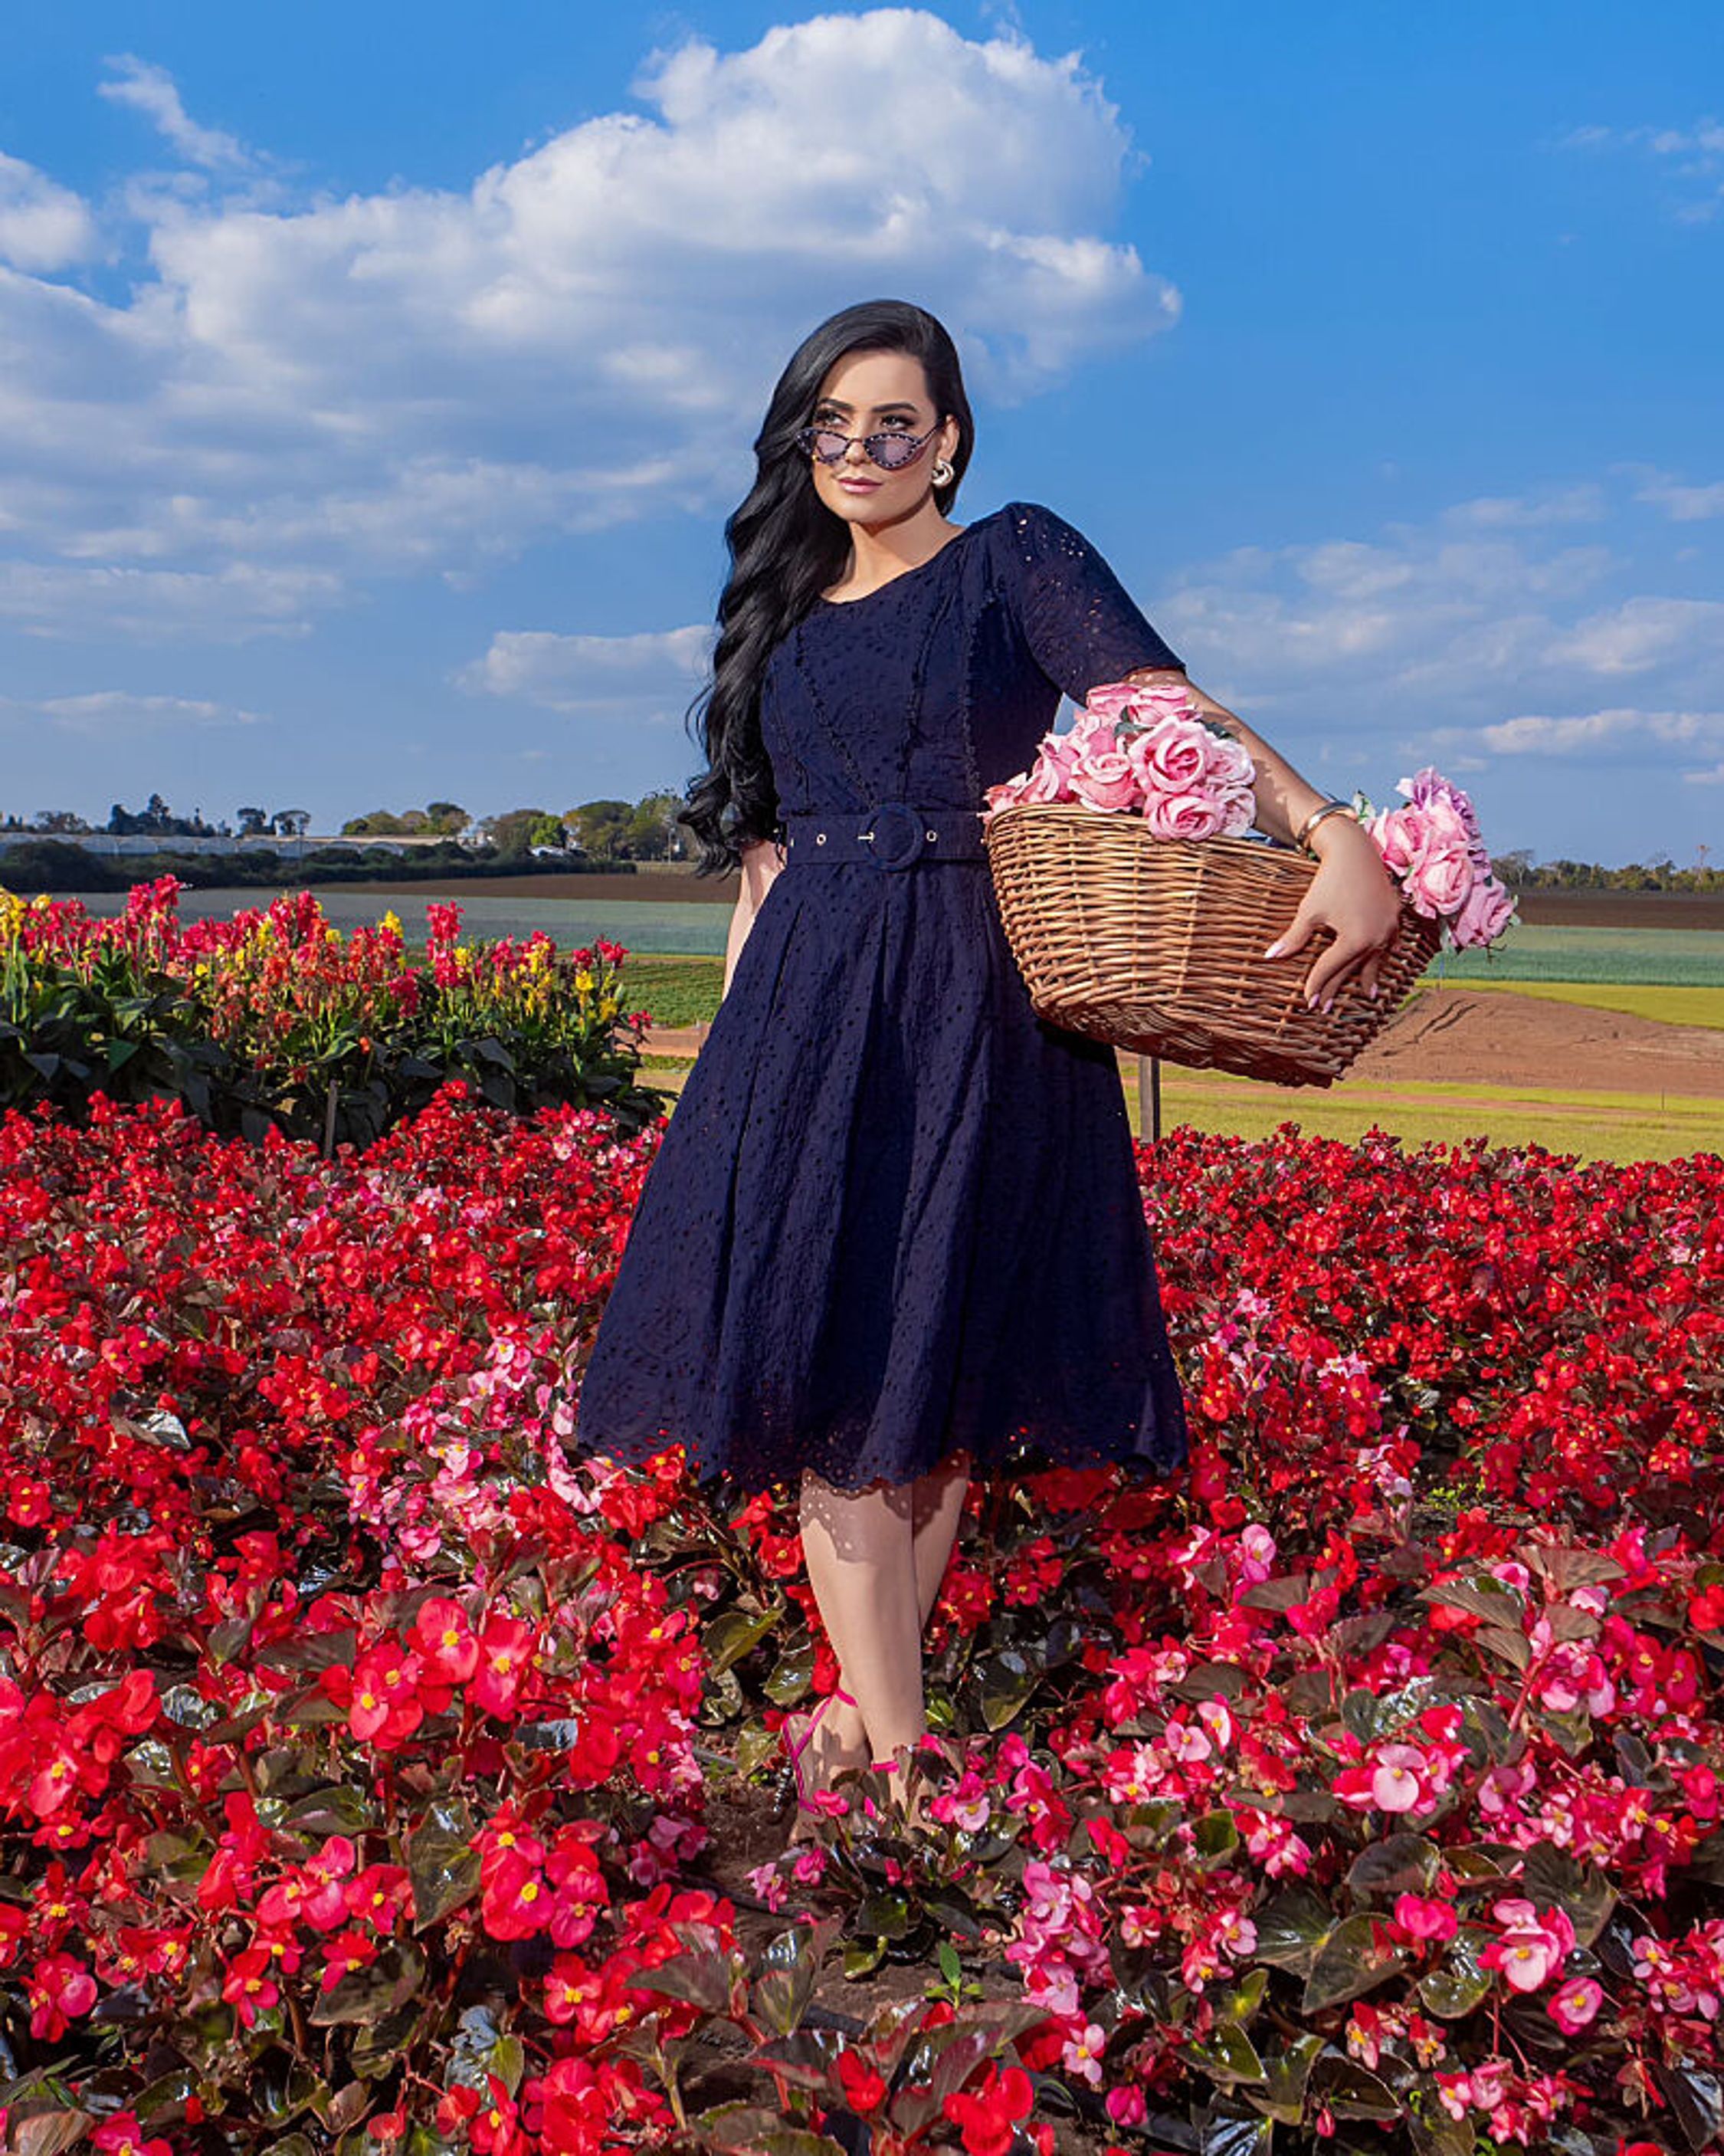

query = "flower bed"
(0, 878), (664, 1147)
(1, 1091), (1720, 2155)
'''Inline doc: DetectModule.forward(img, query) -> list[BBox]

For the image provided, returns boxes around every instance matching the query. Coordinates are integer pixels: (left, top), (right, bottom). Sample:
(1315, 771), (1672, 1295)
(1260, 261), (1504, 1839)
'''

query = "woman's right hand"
(723, 838), (787, 998)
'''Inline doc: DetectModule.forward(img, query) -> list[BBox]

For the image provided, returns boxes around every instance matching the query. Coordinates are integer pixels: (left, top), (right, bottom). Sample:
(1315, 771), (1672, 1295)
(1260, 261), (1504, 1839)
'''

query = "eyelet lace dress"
(567, 500), (1191, 1498)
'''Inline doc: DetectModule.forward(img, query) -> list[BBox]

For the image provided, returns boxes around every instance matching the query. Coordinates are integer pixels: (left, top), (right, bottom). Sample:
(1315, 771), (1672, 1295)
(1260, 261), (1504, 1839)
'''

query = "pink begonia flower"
(1061, 2023), (1108, 2088)
(1548, 1977), (1604, 2033)
(1394, 1894), (1460, 1943)
(1368, 1743), (1433, 1813)
(1480, 1898), (1576, 1993)
(1143, 789), (1230, 842)
(1165, 1718), (1213, 1765)
(1105, 2085), (1148, 2128)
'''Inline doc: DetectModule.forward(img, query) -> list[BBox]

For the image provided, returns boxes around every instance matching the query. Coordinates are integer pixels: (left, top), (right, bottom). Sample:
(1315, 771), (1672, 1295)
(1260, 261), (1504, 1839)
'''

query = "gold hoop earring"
(932, 458), (955, 487)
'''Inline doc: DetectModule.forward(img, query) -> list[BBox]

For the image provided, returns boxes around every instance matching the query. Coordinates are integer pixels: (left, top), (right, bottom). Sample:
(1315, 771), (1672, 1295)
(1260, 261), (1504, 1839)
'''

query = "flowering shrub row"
(0, 1088), (1719, 2154)
(0, 878), (663, 1147)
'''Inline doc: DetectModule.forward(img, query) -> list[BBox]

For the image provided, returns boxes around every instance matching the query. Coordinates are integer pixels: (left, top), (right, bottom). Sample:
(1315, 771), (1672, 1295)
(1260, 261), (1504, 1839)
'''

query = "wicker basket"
(982, 800), (1444, 1087)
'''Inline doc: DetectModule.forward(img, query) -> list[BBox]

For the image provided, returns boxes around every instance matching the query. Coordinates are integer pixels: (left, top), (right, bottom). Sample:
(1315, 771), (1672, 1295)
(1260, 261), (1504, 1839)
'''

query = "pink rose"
(1021, 756), (1074, 804)
(1070, 741), (1142, 812)
(1132, 678), (1202, 724)
(1083, 681), (1144, 721)
(1449, 872), (1516, 950)
(1401, 838), (1476, 920)
(1214, 784), (1257, 837)
(1128, 717), (1209, 793)
(1142, 789), (1227, 841)
(1203, 733), (1257, 790)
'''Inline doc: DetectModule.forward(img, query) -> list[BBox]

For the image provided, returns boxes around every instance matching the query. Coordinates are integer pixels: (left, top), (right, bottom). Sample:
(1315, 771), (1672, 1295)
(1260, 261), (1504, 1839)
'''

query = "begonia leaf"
(1300, 1912), (1410, 2013)
(1195, 2103), (1273, 2156)
(627, 1951), (736, 2014)
(1417, 1929), (1493, 2019)
(1248, 2036), (1322, 2125)
(11, 2113), (96, 2156)
(1308, 2052), (1401, 2121)
(854, 1889), (912, 1941)
(283, 1786), (377, 1836)
(1251, 1887), (1335, 1975)
(752, 2134), (848, 2156)
(1171, 1661), (1250, 1704)
(408, 1795), (481, 1930)
(1346, 1833), (1440, 1903)
(698, 2105), (792, 2149)
(310, 1941), (427, 2026)
(762, 1638), (815, 1704)
(701, 1606), (779, 1675)
(979, 1647), (1038, 1729)
(1516, 1843), (1616, 1947)
(256, 1629), (358, 1672)
(1185, 2024), (1266, 2089)
(1650, 2063), (1724, 2153)
(750, 2030), (844, 2093)
(1192, 1810), (1241, 1866)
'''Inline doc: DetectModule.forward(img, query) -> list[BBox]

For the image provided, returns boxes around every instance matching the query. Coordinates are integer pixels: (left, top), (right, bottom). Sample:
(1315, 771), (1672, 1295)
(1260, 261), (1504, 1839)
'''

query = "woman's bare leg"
(791, 1449), (972, 1816)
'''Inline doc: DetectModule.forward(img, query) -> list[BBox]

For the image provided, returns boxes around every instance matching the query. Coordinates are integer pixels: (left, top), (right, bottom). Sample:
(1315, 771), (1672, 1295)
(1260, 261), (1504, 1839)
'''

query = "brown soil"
(644, 986), (1724, 1103)
(1345, 986), (1724, 1099)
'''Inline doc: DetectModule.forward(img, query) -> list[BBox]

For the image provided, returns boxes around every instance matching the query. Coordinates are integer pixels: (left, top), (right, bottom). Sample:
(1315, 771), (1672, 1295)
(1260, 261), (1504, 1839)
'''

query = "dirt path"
(641, 986), (1724, 1104)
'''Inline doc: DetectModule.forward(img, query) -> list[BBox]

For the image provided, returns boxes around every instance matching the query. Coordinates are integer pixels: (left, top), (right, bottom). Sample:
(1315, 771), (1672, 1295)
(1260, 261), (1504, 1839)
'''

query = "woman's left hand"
(1266, 821), (1407, 1010)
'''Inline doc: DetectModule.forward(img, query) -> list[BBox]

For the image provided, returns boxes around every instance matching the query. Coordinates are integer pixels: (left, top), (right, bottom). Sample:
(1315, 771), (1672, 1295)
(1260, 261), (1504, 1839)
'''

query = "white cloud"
(0, 154), (99, 271)
(1561, 596), (1724, 674)
(0, 15), (1176, 644)
(0, 688), (267, 736)
(1634, 472), (1724, 521)
(1556, 115), (1724, 221)
(462, 625), (713, 712)
(97, 54), (257, 171)
(0, 560), (341, 641)
(1465, 706), (1724, 754)
(1148, 479), (1724, 786)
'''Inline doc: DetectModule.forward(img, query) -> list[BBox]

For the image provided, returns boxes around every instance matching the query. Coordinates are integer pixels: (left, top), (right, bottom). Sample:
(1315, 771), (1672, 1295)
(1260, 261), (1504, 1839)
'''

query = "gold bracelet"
(1293, 799), (1355, 855)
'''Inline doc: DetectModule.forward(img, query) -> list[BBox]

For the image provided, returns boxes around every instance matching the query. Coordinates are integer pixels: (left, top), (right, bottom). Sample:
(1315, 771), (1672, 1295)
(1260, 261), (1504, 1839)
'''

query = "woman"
(569, 299), (1404, 1836)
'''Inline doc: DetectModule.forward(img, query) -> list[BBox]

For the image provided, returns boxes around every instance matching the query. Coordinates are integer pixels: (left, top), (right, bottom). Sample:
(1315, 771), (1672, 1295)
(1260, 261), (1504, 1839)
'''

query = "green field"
(622, 953), (1724, 1165)
(1431, 924), (1724, 985)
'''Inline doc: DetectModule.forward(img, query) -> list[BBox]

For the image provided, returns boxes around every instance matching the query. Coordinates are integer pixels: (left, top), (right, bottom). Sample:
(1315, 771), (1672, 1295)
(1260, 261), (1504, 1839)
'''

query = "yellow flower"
(575, 969), (594, 993)
(381, 909), (403, 940)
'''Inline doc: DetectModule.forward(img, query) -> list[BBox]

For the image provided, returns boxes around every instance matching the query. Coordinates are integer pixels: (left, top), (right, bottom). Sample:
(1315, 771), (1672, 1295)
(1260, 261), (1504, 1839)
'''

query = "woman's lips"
(837, 477), (881, 492)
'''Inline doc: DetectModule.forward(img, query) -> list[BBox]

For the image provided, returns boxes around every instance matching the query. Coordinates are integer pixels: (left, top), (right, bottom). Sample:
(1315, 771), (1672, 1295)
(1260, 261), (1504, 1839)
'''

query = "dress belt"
(780, 801), (986, 870)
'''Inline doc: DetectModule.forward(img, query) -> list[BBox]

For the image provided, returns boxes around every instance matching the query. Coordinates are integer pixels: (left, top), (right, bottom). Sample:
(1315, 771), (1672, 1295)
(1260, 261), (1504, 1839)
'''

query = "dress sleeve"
(1005, 500), (1185, 704)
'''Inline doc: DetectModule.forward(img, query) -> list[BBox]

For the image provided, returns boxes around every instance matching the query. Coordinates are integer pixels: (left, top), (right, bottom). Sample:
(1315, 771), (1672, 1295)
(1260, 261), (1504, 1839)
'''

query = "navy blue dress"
(569, 500), (1191, 1497)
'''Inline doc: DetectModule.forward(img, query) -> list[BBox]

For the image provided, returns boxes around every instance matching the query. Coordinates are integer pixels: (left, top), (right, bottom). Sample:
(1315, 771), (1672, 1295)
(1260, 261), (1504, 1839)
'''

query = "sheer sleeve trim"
(1001, 500), (1185, 705)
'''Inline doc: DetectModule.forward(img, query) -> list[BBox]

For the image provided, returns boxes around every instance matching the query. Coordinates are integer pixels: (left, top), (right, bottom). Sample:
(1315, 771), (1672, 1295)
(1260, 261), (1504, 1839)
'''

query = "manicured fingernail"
(1323, 996), (1335, 1012)
(1368, 983), (1379, 999)
(1263, 941), (1283, 960)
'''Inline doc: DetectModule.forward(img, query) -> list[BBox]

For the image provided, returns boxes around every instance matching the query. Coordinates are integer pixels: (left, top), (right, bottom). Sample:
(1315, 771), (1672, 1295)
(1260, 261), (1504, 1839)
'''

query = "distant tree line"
(2, 801), (1715, 887)
(1, 790), (690, 862)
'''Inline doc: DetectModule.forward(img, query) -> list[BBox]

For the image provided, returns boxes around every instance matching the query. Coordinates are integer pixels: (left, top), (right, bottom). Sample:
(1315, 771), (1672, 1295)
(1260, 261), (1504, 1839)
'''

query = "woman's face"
(805, 348), (961, 531)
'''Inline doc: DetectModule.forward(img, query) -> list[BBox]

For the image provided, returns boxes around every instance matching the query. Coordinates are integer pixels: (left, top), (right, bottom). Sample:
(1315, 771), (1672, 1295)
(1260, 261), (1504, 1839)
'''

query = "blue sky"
(1, 0), (1719, 864)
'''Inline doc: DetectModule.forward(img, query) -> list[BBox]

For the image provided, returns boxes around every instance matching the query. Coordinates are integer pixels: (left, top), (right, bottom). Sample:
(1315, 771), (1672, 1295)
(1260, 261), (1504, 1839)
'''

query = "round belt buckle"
(862, 799), (926, 871)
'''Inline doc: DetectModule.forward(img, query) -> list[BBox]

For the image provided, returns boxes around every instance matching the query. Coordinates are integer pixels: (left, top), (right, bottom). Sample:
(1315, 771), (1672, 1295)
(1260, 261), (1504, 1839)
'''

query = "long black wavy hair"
(677, 299), (975, 877)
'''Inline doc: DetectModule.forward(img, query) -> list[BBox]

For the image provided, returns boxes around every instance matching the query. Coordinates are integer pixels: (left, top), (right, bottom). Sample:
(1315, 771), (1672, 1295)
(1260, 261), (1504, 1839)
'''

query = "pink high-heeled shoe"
(785, 1685), (860, 1816)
